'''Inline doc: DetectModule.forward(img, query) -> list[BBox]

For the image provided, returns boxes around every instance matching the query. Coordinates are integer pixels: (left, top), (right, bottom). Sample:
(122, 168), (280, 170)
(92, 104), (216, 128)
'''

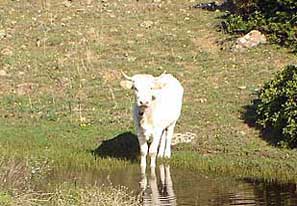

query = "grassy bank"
(0, 146), (140, 205)
(0, 186), (140, 206)
(0, 0), (297, 203)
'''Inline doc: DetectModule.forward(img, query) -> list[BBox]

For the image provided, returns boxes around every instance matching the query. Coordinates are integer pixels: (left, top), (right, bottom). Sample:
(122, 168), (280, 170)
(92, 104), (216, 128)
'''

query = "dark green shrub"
(256, 65), (297, 147)
(223, 0), (297, 51)
(230, 0), (258, 18)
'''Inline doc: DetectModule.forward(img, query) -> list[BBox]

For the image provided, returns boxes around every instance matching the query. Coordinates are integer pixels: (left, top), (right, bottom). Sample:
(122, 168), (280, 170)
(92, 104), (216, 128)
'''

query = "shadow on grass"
(241, 100), (259, 128)
(92, 132), (140, 162)
(241, 100), (282, 147)
(192, 0), (235, 12)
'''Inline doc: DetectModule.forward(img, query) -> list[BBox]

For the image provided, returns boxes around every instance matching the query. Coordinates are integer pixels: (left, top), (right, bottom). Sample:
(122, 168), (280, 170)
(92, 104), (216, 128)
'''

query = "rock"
(198, 98), (207, 103)
(238, 86), (247, 90)
(0, 70), (7, 77)
(0, 30), (6, 39)
(20, 45), (27, 50)
(140, 20), (154, 28)
(232, 30), (266, 52)
(63, 0), (72, 7)
(18, 71), (25, 76)
(36, 39), (41, 47)
(127, 56), (136, 62)
(172, 132), (196, 145)
(239, 131), (246, 136)
(1, 47), (13, 56)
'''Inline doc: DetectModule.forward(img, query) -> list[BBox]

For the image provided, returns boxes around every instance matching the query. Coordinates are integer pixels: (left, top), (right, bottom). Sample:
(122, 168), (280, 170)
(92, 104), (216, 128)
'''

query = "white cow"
(120, 71), (183, 170)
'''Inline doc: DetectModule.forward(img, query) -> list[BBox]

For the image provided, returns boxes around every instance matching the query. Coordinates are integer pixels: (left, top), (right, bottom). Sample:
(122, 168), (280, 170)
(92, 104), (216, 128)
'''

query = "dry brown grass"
(7, 186), (140, 206)
(0, 158), (31, 191)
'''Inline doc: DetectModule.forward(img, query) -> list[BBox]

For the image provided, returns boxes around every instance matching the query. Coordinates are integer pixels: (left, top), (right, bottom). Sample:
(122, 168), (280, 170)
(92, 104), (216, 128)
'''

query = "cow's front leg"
(138, 133), (148, 171)
(149, 128), (163, 168)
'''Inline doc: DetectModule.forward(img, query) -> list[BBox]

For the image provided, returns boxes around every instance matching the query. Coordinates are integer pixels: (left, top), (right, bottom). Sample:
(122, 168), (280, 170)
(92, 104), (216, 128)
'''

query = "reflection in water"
(140, 164), (176, 206)
(42, 164), (297, 206)
(221, 189), (257, 205)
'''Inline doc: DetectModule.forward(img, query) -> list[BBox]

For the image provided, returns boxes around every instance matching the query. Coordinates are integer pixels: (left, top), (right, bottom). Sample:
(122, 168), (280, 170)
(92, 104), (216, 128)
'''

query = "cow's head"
(120, 71), (166, 108)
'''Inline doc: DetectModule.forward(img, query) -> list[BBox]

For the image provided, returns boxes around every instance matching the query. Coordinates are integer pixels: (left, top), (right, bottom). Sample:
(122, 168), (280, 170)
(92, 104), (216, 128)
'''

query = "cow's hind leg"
(158, 129), (167, 158)
(164, 121), (176, 158)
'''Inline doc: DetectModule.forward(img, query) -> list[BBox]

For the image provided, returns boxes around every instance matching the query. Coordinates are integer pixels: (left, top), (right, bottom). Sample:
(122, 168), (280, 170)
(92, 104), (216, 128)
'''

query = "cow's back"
(153, 74), (184, 127)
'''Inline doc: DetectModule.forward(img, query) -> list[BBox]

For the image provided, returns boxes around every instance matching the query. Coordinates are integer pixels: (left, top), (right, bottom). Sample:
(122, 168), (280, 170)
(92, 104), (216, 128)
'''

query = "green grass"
(0, 0), (297, 203)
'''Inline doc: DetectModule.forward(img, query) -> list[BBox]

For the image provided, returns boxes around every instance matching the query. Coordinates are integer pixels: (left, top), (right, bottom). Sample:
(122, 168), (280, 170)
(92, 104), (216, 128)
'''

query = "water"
(45, 164), (297, 206)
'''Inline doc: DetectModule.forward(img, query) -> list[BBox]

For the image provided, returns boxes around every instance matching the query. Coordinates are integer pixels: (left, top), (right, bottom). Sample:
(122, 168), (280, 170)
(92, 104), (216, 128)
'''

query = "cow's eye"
(152, 95), (156, 101)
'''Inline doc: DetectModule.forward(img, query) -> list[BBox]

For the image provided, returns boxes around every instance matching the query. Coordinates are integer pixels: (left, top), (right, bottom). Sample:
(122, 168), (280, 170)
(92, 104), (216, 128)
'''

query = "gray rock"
(172, 132), (196, 145)
(233, 30), (266, 52)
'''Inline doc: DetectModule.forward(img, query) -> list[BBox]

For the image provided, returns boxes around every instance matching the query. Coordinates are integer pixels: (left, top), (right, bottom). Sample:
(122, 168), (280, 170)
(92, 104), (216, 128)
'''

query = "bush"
(256, 65), (297, 147)
(223, 0), (297, 51)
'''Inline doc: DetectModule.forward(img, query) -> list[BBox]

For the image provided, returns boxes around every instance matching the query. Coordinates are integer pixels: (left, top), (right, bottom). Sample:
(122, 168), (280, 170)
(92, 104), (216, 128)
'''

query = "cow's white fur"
(121, 72), (183, 169)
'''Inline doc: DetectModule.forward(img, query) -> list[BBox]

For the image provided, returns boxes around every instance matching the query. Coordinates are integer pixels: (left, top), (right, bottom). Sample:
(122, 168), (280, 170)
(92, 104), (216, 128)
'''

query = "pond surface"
(45, 164), (297, 206)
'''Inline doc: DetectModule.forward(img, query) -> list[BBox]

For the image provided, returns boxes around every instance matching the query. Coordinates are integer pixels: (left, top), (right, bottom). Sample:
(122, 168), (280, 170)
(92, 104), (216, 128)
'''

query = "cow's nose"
(140, 101), (149, 105)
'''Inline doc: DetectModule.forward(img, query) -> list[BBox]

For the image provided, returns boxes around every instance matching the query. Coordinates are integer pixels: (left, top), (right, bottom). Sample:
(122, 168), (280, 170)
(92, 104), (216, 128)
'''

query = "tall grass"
(1, 185), (140, 206)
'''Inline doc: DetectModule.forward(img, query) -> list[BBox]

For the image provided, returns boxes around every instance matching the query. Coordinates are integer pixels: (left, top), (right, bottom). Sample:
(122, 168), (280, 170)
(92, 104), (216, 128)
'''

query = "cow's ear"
(120, 80), (133, 90)
(152, 81), (166, 90)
